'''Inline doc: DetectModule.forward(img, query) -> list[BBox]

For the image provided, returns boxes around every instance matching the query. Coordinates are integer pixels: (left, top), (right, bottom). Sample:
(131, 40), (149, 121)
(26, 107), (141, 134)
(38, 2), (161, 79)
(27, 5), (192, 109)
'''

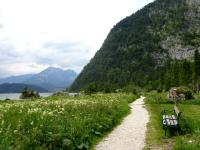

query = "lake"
(0, 93), (53, 100)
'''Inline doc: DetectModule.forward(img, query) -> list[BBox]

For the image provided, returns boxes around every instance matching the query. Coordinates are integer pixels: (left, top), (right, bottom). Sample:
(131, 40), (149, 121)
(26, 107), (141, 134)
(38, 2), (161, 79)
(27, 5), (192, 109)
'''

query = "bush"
(83, 83), (98, 95)
(176, 86), (193, 99)
(20, 87), (40, 99)
(122, 84), (142, 95)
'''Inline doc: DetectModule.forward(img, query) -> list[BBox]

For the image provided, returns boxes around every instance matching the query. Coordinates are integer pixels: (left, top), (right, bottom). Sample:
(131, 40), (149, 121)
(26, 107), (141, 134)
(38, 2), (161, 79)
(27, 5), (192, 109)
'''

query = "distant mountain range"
(0, 74), (34, 84)
(0, 83), (47, 93)
(25, 67), (77, 91)
(0, 67), (77, 92)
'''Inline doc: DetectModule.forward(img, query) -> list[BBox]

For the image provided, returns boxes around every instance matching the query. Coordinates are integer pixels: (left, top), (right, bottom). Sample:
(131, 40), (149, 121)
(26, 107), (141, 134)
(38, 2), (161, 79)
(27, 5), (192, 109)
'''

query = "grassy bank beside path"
(144, 91), (200, 150)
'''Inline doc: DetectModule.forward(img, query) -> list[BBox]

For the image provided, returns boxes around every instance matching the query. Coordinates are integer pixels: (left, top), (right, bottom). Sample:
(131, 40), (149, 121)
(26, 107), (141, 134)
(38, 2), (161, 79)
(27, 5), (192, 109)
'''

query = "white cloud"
(0, 63), (49, 76)
(0, 0), (154, 78)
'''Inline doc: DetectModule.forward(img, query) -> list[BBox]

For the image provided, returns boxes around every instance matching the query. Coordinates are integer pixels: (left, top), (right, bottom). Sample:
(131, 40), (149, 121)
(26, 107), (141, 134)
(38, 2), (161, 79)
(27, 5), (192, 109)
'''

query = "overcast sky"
(0, 0), (154, 78)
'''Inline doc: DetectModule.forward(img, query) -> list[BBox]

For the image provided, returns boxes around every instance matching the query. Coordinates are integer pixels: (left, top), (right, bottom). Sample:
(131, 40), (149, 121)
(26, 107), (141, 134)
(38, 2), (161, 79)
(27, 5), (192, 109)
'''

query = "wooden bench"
(162, 105), (181, 136)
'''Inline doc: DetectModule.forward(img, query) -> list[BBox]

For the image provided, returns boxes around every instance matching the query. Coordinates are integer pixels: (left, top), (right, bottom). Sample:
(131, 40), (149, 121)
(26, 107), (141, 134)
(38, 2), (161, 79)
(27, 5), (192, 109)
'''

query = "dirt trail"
(95, 96), (149, 150)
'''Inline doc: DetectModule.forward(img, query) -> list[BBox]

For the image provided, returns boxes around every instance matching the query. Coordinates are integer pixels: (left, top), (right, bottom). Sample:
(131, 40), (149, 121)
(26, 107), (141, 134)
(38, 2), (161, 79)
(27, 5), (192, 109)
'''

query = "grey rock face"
(161, 36), (198, 60)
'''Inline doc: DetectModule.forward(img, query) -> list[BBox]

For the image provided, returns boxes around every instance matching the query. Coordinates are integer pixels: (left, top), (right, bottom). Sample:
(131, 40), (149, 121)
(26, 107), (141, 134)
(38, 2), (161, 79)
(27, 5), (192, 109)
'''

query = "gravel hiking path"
(95, 96), (149, 150)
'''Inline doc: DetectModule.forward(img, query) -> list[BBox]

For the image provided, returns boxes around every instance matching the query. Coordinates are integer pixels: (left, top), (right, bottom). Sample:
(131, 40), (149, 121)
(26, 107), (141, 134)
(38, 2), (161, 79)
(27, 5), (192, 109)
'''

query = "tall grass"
(180, 99), (200, 105)
(0, 93), (137, 150)
(174, 104), (200, 150)
(174, 134), (200, 150)
(145, 91), (200, 149)
(145, 91), (174, 104)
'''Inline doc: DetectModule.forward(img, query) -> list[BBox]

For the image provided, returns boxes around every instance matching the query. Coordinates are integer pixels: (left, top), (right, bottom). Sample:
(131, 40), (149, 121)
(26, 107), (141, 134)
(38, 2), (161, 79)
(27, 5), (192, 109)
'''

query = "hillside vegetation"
(0, 83), (47, 93)
(0, 67), (77, 92)
(71, 0), (200, 92)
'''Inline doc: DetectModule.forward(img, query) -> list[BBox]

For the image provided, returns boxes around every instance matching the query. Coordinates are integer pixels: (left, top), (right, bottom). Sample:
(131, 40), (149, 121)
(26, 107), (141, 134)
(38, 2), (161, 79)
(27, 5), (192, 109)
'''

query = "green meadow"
(145, 91), (200, 150)
(0, 93), (137, 150)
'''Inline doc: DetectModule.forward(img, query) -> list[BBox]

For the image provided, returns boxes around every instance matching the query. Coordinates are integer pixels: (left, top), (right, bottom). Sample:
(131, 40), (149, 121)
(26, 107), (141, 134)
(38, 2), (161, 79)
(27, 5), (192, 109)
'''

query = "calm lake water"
(0, 93), (53, 100)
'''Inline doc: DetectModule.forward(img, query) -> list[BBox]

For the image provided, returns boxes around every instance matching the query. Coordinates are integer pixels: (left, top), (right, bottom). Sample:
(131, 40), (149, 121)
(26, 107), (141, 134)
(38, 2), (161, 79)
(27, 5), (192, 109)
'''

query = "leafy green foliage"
(154, 59), (196, 91)
(20, 87), (40, 99)
(83, 83), (98, 95)
(193, 50), (200, 92)
(176, 86), (193, 99)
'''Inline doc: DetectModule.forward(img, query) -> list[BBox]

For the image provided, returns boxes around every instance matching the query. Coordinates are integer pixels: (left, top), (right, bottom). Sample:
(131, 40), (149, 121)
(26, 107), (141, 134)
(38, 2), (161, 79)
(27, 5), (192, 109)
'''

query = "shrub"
(83, 83), (98, 95)
(122, 84), (142, 95)
(176, 86), (193, 99)
(20, 87), (40, 99)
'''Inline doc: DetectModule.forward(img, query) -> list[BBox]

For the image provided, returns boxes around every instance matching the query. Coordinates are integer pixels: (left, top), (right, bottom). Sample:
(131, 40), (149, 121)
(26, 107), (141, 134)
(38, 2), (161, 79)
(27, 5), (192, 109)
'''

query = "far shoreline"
(0, 92), (53, 100)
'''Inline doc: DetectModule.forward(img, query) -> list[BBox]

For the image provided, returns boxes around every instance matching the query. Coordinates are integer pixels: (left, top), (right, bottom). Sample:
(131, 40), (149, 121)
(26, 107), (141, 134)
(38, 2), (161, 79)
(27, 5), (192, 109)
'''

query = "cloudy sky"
(0, 0), (153, 78)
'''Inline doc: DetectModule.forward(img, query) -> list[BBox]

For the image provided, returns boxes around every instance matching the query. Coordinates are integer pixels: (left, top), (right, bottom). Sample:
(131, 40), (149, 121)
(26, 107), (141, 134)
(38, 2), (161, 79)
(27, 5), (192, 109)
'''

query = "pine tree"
(193, 50), (200, 92)
(170, 60), (180, 87)
(180, 60), (192, 86)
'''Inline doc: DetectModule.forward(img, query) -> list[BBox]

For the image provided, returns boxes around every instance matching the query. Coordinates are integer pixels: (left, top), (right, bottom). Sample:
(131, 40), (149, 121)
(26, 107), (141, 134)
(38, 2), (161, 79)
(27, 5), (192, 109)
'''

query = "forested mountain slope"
(0, 83), (47, 93)
(71, 0), (200, 91)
